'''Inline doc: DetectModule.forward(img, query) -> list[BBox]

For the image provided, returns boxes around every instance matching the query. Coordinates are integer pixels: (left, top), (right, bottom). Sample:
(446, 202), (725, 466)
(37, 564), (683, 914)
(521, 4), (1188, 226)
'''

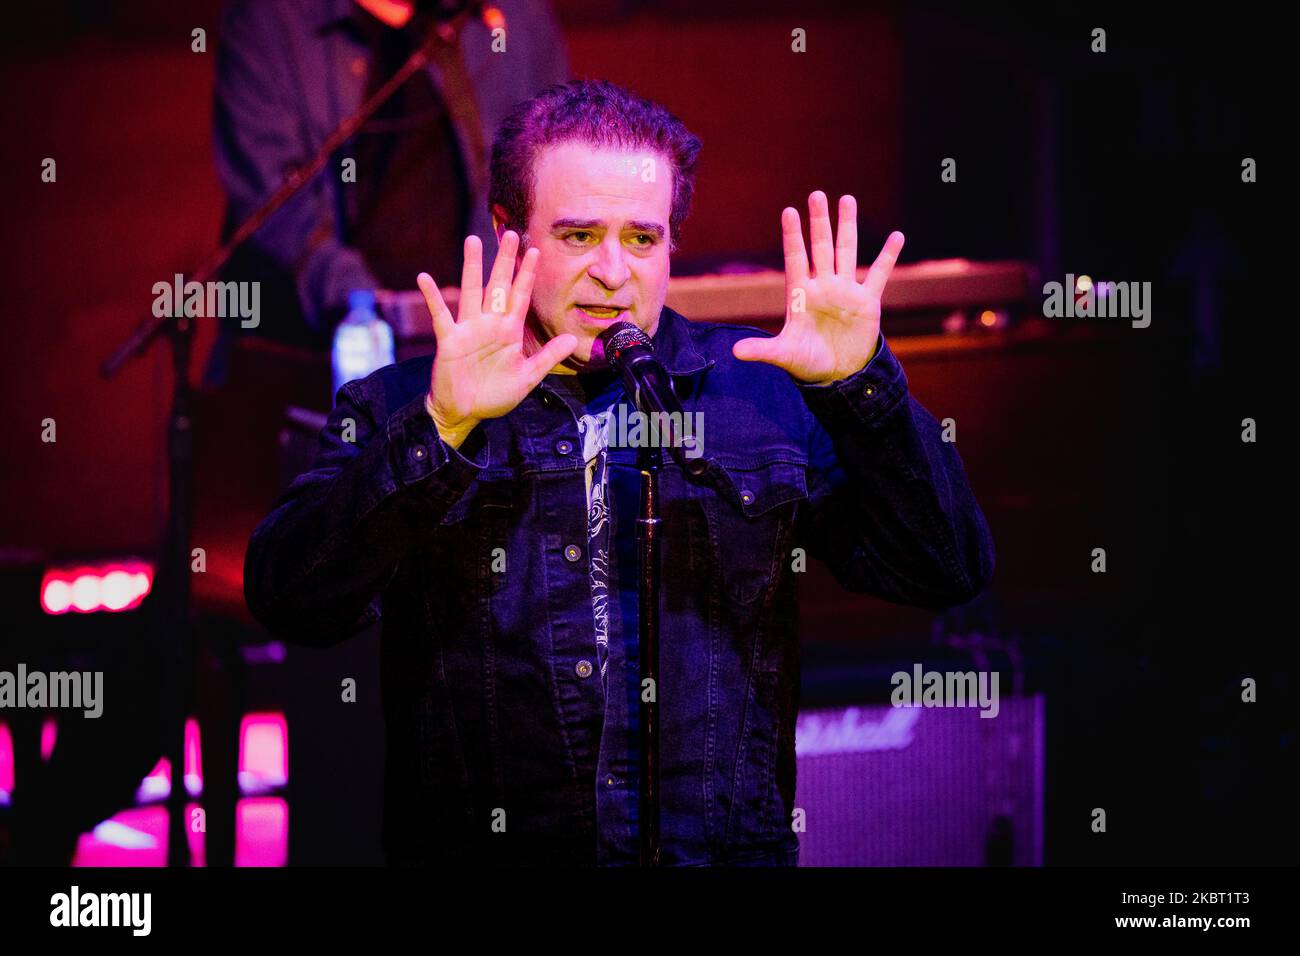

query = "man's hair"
(489, 79), (703, 250)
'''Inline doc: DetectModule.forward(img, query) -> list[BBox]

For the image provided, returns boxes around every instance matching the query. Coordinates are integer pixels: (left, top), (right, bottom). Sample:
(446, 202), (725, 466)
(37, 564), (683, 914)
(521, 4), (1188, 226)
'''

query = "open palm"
(733, 191), (904, 385)
(418, 231), (577, 431)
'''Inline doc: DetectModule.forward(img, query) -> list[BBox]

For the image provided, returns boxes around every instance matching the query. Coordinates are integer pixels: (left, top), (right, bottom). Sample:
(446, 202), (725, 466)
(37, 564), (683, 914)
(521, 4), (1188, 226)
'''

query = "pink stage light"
(239, 712), (288, 795)
(185, 716), (203, 795)
(235, 797), (289, 867)
(40, 560), (152, 615)
(0, 723), (13, 806)
(72, 800), (288, 867)
(134, 718), (203, 802)
(72, 804), (206, 867)
(1, 721), (65, 800)
(71, 715), (291, 866)
(40, 718), (57, 761)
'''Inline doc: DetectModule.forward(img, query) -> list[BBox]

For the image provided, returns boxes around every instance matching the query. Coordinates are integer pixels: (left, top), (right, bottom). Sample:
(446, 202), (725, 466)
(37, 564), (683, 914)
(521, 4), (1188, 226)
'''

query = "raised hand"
(732, 191), (904, 385)
(419, 231), (576, 438)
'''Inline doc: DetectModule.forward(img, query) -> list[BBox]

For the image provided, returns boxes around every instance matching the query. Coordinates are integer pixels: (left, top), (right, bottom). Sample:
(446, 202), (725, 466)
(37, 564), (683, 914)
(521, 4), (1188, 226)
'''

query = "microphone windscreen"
(595, 321), (651, 365)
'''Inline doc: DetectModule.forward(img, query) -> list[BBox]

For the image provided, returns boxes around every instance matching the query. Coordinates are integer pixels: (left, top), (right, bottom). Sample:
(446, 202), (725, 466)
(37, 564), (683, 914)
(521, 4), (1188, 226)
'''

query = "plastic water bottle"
(331, 289), (395, 401)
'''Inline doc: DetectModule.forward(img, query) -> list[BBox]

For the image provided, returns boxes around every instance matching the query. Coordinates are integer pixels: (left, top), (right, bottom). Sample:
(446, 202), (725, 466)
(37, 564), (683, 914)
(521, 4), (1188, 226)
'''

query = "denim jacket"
(243, 306), (996, 866)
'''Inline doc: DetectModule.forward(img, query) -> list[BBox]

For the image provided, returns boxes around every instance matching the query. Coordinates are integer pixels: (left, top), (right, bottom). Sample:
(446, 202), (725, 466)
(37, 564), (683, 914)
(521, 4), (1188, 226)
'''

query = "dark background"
(0, 1), (1292, 866)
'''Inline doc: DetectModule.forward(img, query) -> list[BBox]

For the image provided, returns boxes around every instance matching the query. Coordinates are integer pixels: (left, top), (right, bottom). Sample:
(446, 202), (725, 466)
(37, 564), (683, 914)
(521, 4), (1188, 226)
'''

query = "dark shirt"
(244, 307), (997, 866)
(556, 367), (624, 687)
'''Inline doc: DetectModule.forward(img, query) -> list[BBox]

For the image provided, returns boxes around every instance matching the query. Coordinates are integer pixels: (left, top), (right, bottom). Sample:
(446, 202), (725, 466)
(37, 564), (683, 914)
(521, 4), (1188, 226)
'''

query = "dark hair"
(489, 79), (703, 250)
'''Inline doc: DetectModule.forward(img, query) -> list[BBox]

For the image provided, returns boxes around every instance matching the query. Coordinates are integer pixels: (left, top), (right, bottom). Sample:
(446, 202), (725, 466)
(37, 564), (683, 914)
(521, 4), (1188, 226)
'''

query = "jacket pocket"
(700, 458), (807, 605)
(728, 669), (783, 845)
(439, 477), (517, 526)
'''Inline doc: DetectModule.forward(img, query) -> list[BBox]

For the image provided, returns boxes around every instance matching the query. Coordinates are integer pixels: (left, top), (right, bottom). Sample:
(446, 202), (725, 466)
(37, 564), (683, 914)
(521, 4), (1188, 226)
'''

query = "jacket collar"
(537, 305), (712, 388)
(646, 305), (713, 378)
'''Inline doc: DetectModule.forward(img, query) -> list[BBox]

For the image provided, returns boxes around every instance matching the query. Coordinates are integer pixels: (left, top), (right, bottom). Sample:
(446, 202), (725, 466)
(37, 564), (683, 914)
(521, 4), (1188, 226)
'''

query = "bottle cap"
(347, 289), (377, 312)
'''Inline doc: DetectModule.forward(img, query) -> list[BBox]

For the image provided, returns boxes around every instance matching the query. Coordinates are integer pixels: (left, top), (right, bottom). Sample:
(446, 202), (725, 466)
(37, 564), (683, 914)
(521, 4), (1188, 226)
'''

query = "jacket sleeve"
(795, 332), (996, 609)
(212, 0), (377, 333)
(244, 377), (486, 647)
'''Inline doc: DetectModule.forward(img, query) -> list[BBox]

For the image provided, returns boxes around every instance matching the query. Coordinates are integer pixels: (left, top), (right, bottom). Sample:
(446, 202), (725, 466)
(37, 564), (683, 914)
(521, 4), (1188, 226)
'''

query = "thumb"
(732, 335), (785, 365)
(522, 333), (578, 386)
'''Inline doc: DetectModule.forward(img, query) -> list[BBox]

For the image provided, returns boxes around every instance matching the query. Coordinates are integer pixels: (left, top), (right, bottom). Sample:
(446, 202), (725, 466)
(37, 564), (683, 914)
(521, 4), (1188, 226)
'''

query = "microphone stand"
(98, 10), (470, 866)
(636, 445), (662, 867)
(603, 329), (704, 868)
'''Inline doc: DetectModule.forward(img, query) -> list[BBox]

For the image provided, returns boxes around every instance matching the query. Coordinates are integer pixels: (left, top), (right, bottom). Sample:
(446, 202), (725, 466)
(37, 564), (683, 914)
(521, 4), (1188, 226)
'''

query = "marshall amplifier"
(793, 695), (1044, 866)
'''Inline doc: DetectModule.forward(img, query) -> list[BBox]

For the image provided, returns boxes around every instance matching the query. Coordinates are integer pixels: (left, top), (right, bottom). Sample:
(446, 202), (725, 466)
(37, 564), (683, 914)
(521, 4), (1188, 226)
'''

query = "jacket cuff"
(796, 331), (909, 428)
(382, 391), (487, 506)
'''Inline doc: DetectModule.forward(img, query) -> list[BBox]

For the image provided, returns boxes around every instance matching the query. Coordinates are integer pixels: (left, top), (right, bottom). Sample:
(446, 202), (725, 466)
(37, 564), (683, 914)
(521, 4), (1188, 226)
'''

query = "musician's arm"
(797, 332), (996, 608)
(244, 375), (485, 646)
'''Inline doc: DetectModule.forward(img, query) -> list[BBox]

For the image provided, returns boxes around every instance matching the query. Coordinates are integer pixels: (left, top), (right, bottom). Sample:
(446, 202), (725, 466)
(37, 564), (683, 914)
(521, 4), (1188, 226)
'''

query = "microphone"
(596, 321), (707, 477)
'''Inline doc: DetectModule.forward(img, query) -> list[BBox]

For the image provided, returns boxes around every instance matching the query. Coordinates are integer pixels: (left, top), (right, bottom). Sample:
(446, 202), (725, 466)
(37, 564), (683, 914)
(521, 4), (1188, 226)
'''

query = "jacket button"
(862, 384), (875, 396)
(411, 444), (427, 461)
(740, 490), (753, 505)
(564, 544), (583, 562)
(575, 660), (593, 678)
(556, 439), (573, 455)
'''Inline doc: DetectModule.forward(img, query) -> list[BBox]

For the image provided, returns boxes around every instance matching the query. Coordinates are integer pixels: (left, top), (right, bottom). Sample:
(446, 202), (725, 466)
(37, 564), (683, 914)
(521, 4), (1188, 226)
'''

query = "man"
(245, 80), (995, 866)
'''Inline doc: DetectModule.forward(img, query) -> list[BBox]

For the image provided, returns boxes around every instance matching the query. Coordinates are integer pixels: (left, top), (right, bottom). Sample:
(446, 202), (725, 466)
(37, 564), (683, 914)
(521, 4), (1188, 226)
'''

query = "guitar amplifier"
(793, 695), (1044, 866)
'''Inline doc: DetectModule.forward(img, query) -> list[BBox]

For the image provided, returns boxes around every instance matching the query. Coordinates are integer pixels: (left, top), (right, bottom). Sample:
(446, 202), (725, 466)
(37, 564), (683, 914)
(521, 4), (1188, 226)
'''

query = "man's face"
(510, 141), (673, 370)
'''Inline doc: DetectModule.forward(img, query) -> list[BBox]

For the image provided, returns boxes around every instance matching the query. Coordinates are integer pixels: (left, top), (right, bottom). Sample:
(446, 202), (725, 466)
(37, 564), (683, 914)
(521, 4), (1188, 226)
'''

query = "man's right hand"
(417, 231), (576, 448)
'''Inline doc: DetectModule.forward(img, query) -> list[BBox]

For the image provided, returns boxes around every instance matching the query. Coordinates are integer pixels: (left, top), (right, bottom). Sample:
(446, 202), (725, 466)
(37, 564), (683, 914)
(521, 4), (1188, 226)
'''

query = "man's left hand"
(733, 191), (904, 385)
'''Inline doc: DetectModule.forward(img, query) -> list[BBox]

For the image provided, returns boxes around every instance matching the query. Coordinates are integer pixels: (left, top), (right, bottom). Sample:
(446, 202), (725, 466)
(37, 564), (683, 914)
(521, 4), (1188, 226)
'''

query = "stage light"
(134, 718), (203, 802)
(40, 560), (152, 615)
(239, 712), (288, 795)
(0, 722), (13, 806)
(42, 579), (72, 614)
(235, 797), (289, 867)
(100, 570), (135, 610)
(92, 819), (158, 850)
(71, 574), (99, 612)
(72, 804), (205, 867)
(41, 717), (57, 761)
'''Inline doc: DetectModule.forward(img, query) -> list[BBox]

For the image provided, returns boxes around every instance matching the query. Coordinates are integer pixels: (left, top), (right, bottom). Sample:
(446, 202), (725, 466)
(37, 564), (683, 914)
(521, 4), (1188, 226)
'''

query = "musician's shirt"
(573, 369), (624, 691)
(545, 363), (627, 693)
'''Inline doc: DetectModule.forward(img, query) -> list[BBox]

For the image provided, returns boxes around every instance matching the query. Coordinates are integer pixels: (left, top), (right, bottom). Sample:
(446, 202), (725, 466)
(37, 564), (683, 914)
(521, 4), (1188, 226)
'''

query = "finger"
(863, 230), (905, 300)
(835, 194), (858, 280)
(460, 235), (483, 321)
(522, 332), (577, 384)
(486, 230), (519, 314)
(781, 206), (809, 294)
(732, 334), (786, 366)
(807, 190), (834, 278)
(507, 246), (540, 325)
(417, 272), (454, 340)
